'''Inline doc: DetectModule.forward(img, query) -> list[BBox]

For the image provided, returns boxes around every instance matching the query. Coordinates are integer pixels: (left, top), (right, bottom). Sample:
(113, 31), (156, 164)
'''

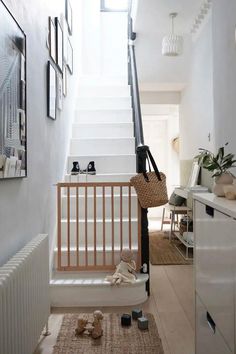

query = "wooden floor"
(34, 264), (194, 354)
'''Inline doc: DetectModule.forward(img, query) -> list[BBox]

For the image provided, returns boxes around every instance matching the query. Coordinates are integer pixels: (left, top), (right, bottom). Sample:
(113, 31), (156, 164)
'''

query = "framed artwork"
(67, 37), (73, 74)
(0, 1), (27, 179)
(55, 17), (63, 73)
(65, 0), (73, 35)
(63, 65), (67, 97)
(57, 73), (63, 110)
(49, 17), (56, 63)
(47, 61), (57, 120)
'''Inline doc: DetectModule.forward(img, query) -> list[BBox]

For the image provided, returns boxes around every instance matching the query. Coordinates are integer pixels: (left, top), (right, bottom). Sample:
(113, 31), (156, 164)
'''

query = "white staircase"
(50, 82), (148, 307)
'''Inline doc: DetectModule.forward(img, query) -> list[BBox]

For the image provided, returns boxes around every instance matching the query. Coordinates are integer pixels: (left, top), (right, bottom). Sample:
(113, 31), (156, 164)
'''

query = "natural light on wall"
(102, 0), (128, 11)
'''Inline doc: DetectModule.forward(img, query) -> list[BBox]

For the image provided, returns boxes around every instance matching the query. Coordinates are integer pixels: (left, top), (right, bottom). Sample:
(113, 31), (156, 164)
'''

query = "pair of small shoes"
(71, 161), (96, 175)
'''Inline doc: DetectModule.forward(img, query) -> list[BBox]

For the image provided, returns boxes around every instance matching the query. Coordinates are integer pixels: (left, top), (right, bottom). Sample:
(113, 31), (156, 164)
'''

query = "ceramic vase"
(212, 172), (234, 197)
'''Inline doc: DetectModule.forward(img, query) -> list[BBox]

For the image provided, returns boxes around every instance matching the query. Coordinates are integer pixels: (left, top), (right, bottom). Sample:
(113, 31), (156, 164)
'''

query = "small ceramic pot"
(212, 173), (234, 197)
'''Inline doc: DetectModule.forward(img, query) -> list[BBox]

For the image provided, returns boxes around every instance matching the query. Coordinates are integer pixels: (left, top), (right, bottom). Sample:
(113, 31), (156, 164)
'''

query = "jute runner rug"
(149, 231), (192, 265)
(53, 313), (164, 354)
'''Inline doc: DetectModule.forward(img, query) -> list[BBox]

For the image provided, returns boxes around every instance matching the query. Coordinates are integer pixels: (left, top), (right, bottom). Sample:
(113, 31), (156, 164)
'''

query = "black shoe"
(71, 161), (80, 175)
(82, 161), (96, 175)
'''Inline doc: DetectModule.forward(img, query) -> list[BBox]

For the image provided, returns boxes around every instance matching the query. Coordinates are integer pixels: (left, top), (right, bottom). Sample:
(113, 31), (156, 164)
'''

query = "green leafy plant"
(195, 143), (236, 178)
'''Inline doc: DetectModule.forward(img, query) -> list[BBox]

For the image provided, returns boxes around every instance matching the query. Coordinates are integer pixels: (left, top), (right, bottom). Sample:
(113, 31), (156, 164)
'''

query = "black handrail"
(128, 2), (150, 296)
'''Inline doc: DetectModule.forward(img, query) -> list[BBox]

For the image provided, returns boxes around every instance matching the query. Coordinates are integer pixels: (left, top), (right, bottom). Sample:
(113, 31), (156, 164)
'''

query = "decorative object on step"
(121, 313), (132, 327)
(53, 313), (164, 354)
(71, 161), (80, 175)
(47, 61), (57, 120)
(138, 316), (149, 330)
(82, 161), (96, 175)
(179, 216), (193, 235)
(149, 231), (193, 265)
(195, 143), (236, 196)
(75, 311), (103, 339)
(162, 13), (183, 56)
(132, 309), (143, 320)
(130, 149), (168, 208)
(105, 249), (136, 285)
(0, 1), (27, 179)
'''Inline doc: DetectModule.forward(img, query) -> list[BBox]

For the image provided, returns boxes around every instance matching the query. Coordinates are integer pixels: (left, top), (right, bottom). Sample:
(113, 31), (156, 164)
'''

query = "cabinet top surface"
(193, 193), (236, 218)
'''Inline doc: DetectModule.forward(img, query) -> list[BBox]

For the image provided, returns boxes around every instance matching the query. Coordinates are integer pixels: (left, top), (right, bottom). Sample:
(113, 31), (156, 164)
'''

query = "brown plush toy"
(75, 317), (88, 335)
(106, 249), (137, 285)
(91, 310), (104, 339)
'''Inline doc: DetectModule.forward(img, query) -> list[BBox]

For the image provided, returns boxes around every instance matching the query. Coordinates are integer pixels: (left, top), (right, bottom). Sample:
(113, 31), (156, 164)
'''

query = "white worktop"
(193, 192), (236, 219)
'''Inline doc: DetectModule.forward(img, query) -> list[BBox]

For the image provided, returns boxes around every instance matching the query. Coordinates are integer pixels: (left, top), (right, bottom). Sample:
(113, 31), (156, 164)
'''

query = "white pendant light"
(162, 13), (183, 56)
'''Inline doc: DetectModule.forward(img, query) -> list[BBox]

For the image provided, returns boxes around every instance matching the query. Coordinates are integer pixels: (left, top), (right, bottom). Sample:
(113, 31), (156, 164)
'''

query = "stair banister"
(128, 2), (150, 295)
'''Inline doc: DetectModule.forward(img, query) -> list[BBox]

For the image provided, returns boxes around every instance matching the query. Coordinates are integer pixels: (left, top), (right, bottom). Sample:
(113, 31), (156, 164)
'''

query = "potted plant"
(195, 143), (236, 196)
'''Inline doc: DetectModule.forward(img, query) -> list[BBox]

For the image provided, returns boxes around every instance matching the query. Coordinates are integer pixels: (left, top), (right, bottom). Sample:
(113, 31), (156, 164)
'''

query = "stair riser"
(74, 109), (133, 123)
(53, 249), (139, 270)
(60, 220), (138, 248)
(64, 173), (135, 183)
(50, 281), (147, 307)
(67, 155), (136, 174)
(77, 97), (131, 110)
(78, 86), (130, 97)
(72, 123), (134, 139)
(70, 138), (135, 155)
(61, 195), (138, 218)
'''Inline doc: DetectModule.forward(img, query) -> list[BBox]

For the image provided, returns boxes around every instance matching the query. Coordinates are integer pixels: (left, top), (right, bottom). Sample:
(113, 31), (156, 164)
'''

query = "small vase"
(212, 172), (234, 197)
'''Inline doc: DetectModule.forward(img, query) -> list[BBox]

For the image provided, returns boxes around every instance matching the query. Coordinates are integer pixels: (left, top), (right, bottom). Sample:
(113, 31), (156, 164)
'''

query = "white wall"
(79, 0), (128, 81)
(212, 0), (236, 156)
(0, 0), (81, 266)
(179, 13), (215, 161)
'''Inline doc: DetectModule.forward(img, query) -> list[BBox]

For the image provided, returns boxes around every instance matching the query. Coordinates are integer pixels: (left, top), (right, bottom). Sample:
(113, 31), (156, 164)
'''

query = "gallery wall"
(0, 0), (81, 265)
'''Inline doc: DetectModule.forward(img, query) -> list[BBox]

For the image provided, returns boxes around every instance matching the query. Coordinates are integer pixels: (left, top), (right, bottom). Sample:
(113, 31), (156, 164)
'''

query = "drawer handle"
(206, 205), (214, 217)
(207, 312), (216, 334)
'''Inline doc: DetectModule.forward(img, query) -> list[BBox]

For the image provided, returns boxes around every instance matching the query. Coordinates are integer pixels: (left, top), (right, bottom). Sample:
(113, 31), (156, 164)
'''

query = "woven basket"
(130, 171), (168, 209)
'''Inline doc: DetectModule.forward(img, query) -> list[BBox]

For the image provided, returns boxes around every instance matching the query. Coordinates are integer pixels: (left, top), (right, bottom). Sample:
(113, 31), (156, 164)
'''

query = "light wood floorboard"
(34, 265), (194, 354)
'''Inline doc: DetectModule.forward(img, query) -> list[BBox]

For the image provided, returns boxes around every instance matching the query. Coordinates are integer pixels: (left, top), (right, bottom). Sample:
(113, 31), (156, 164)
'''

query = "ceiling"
(134, 0), (203, 35)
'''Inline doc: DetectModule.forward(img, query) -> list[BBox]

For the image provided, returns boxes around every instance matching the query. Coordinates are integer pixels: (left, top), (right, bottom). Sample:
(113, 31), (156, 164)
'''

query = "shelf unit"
(173, 231), (193, 260)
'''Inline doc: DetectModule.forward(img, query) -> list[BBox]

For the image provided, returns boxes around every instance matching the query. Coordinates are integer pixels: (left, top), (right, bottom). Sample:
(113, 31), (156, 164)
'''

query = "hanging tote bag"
(130, 149), (168, 209)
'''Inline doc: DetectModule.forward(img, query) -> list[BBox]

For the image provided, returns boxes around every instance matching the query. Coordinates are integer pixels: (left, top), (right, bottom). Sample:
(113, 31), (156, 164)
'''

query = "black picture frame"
(49, 16), (56, 63)
(67, 37), (73, 75)
(65, 0), (73, 35)
(0, 0), (27, 179)
(55, 17), (63, 73)
(47, 61), (57, 120)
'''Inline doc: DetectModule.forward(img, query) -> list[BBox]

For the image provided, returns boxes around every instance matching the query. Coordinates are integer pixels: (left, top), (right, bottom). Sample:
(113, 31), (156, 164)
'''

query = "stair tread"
(50, 273), (148, 286)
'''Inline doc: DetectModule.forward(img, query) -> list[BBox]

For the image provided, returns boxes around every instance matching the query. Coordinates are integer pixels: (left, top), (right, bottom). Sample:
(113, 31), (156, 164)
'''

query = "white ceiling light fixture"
(162, 13), (183, 56)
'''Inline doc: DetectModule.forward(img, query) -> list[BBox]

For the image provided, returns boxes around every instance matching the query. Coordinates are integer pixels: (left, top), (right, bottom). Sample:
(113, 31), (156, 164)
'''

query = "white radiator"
(0, 234), (50, 354)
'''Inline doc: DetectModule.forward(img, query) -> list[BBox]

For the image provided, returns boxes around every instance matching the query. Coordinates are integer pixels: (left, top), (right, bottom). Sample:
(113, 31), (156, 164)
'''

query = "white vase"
(212, 173), (234, 197)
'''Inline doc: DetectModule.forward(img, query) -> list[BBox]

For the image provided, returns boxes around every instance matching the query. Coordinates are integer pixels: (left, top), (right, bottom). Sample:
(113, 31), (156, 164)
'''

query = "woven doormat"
(149, 231), (193, 265)
(53, 313), (164, 354)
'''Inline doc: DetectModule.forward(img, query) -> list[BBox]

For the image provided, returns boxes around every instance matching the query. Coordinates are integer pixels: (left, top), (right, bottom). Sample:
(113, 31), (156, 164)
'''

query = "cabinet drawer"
(194, 200), (235, 352)
(196, 294), (232, 354)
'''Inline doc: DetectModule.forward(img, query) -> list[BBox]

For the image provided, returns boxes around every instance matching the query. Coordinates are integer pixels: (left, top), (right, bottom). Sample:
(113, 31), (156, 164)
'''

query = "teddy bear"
(90, 310), (104, 339)
(75, 317), (88, 335)
(105, 249), (137, 285)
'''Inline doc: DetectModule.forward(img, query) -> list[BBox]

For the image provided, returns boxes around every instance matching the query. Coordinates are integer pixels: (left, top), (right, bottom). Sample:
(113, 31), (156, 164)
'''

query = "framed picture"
(65, 0), (72, 35)
(57, 73), (63, 110)
(55, 17), (63, 73)
(63, 65), (67, 97)
(49, 17), (56, 63)
(0, 1), (27, 179)
(47, 61), (57, 120)
(67, 37), (73, 74)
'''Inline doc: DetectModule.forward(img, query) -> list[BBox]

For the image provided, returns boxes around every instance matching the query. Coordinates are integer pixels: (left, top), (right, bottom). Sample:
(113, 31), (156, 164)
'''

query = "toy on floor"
(75, 310), (104, 339)
(105, 249), (137, 285)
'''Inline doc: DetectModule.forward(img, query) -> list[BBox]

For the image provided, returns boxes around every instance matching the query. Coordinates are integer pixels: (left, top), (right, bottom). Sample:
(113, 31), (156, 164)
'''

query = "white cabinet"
(194, 194), (236, 354)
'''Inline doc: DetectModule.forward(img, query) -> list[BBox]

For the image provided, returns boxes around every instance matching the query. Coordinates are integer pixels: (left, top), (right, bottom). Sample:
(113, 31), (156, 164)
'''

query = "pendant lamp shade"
(162, 13), (183, 56)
